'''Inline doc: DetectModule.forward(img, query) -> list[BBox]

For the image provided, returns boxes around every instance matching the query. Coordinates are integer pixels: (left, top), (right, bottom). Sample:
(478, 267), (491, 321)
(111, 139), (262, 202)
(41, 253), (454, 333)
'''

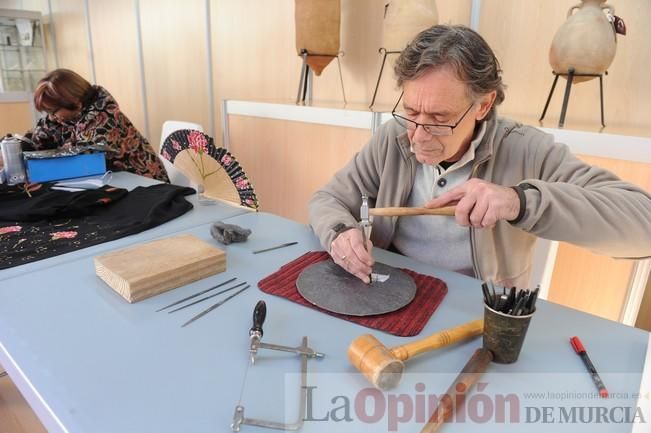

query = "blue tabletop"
(0, 211), (648, 433)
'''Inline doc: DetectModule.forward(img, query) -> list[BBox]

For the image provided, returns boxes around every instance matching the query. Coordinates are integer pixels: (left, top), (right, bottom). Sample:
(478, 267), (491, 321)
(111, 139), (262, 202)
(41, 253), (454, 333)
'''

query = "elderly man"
(308, 25), (651, 287)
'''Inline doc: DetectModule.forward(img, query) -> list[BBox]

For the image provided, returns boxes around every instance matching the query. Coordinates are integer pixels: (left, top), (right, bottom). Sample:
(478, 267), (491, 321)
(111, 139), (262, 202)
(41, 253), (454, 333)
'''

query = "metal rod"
(221, 99), (231, 149)
(169, 281), (247, 314)
(599, 73), (605, 127)
(134, 0), (151, 140)
(369, 48), (388, 110)
(296, 50), (308, 104)
(181, 285), (250, 327)
(258, 341), (325, 358)
(156, 277), (237, 312)
(470, 0), (482, 31)
(336, 54), (346, 105)
(540, 73), (559, 121)
(82, 0), (96, 84)
(204, 0), (216, 138)
(559, 68), (575, 128)
(302, 65), (310, 104)
(252, 241), (298, 255)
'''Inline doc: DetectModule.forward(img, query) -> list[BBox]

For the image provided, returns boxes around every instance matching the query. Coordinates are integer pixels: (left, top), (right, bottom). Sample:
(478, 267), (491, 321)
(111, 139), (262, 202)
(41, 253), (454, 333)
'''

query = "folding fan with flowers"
(160, 129), (258, 210)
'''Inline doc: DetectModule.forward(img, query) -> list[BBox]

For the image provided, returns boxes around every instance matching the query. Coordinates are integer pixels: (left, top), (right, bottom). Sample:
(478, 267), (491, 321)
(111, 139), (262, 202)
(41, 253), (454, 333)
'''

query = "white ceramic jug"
(549, 0), (617, 83)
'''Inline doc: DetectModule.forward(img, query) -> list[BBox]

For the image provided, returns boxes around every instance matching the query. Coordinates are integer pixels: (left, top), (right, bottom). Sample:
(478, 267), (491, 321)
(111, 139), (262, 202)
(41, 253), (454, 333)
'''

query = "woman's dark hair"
(33, 69), (95, 113)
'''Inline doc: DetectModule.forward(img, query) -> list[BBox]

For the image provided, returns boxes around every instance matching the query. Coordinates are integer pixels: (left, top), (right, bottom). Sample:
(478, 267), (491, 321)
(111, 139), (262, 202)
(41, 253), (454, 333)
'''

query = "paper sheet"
(53, 171), (113, 190)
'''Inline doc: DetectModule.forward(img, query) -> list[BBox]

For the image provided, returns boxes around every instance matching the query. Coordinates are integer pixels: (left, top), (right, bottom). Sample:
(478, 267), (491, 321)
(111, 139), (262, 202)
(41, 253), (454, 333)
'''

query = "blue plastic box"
(24, 152), (107, 183)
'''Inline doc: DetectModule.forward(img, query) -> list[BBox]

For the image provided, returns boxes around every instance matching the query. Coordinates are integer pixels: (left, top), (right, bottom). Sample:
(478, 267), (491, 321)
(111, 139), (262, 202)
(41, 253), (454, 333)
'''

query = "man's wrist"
(508, 185), (526, 224)
(508, 182), (536, 224)
(332, 222), (355, 237)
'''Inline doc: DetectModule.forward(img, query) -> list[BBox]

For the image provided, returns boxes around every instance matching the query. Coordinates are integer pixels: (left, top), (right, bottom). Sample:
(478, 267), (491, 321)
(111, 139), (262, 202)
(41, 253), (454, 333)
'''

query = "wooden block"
(94, 234), (226, 303)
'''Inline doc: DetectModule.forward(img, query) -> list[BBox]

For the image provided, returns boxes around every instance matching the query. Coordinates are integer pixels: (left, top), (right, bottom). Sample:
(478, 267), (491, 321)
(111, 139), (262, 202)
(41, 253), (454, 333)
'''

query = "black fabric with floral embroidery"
(0, 183), (195, 270)
(23, 85), (169, 182)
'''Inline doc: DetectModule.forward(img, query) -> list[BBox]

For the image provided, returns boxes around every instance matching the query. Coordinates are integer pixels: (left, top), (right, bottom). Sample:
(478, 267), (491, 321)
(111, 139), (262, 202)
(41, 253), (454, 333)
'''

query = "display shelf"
(0, 8), (47, 93)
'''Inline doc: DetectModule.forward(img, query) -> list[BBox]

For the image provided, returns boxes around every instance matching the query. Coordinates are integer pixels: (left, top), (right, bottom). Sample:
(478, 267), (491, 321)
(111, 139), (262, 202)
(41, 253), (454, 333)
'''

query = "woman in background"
(23, 68), (168, 182)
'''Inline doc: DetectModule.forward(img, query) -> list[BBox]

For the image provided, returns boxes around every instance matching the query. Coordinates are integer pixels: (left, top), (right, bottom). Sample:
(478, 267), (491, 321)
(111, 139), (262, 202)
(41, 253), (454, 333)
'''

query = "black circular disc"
(296, 260), (417, 316)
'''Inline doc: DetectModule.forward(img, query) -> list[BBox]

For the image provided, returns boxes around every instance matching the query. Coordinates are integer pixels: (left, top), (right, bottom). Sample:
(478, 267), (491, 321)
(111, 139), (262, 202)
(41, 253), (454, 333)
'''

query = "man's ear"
(475, 90), (497, 121)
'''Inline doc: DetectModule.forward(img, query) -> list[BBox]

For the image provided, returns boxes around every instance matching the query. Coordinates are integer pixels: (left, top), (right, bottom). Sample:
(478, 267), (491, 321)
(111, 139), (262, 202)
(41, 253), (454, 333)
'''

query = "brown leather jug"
(549, 0), (618, 83)
(382, 0), (438, 52)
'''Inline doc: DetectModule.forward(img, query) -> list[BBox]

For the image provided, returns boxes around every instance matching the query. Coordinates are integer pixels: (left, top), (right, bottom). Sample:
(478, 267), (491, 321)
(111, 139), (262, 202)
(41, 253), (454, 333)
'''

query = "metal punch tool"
(361, 194), (391, 283)
(360, 194), (373, 252)
(231, 300), (325, 432)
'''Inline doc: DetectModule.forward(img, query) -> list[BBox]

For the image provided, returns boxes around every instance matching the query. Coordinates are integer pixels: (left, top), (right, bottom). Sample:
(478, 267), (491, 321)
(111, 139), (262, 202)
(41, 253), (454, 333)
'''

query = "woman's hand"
(329, 228), (375, 283)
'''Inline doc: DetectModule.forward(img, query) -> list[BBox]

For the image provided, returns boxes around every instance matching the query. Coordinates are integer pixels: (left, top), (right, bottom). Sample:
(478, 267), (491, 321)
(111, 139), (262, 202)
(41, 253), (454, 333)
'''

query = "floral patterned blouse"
(24, 86), (169, 182)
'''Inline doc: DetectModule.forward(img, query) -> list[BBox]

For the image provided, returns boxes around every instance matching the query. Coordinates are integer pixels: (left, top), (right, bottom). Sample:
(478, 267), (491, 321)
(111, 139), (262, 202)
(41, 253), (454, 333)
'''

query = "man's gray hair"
(394, 25), (505, 111)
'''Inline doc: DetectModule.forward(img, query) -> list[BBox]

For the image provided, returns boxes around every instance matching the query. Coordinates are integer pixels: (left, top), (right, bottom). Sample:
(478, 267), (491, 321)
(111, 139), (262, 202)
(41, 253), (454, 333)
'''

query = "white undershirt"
(393, 122), (487, 276)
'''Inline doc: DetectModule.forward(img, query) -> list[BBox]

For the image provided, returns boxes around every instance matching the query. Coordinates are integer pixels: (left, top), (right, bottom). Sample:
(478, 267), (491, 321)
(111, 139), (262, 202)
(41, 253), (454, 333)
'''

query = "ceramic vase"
(295, 0), (341, 76)
(549, 0), (617, 83)
(382, 0), (438, 52)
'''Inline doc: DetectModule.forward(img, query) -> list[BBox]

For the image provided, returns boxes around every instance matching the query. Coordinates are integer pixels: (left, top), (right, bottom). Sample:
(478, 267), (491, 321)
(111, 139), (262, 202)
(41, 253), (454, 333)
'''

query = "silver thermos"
(0, 135), (27, 185)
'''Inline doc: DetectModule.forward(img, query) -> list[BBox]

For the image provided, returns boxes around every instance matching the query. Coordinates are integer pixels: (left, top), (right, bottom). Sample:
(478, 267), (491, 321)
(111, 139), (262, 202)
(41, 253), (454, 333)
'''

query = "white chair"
(158, 120), (203, 187)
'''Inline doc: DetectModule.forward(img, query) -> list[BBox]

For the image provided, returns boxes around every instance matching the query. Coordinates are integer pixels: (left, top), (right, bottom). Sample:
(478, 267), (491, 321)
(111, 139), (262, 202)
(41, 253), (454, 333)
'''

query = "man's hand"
(425, 179), (521, 229)
(330, 228), (375, 284)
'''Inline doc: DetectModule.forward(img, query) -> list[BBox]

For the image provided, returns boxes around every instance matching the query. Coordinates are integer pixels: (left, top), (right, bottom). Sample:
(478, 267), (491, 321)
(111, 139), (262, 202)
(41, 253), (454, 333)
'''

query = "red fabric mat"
(258, 251), (447, 337)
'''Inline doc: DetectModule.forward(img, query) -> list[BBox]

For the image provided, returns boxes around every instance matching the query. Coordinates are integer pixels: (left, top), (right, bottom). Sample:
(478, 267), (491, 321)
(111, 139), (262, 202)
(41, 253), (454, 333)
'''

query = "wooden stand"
(539, 68), (607, 128)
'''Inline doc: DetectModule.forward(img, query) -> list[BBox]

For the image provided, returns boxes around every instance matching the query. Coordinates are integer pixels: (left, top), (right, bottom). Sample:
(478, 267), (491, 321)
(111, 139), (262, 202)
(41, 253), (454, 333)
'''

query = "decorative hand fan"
(160, 130), (259, 210)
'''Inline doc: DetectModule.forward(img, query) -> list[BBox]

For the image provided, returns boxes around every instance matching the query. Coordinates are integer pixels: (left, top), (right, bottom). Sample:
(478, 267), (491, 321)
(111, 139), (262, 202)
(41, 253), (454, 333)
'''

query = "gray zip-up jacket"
(308, 116), (651, 287)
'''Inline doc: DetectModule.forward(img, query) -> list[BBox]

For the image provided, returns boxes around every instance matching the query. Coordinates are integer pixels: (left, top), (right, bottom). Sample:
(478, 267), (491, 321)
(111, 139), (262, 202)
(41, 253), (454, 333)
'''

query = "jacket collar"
(473, 114), (499, 167)
(396, 129), (414, 161)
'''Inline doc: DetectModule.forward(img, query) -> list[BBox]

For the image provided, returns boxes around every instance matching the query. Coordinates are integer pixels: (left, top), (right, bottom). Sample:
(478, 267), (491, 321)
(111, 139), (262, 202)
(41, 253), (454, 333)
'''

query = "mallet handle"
(421, 348), (493, 433)
(369, 206), (456, 217)
(390, 319), (484, 361)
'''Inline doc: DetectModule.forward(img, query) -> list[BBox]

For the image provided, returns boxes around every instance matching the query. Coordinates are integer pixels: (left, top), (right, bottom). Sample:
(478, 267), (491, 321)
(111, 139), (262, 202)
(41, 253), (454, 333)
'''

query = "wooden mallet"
(347, 319), (484, 390)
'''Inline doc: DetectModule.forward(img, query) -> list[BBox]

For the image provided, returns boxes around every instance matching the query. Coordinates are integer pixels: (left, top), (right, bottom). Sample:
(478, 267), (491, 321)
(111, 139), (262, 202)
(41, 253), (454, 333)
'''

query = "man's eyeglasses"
(391, 94), (475, 137)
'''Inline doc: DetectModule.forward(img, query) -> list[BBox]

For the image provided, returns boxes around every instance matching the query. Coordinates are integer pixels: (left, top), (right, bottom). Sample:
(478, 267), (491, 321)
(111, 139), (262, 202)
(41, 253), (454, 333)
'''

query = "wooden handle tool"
(347, 319), (484, 390)
(421, 348), (493, 433)
(369, 206), (456, 217)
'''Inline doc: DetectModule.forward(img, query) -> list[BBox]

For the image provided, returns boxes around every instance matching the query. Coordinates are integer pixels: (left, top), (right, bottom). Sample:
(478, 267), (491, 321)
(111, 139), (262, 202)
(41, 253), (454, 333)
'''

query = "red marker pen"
(570, 336), (609, 398)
